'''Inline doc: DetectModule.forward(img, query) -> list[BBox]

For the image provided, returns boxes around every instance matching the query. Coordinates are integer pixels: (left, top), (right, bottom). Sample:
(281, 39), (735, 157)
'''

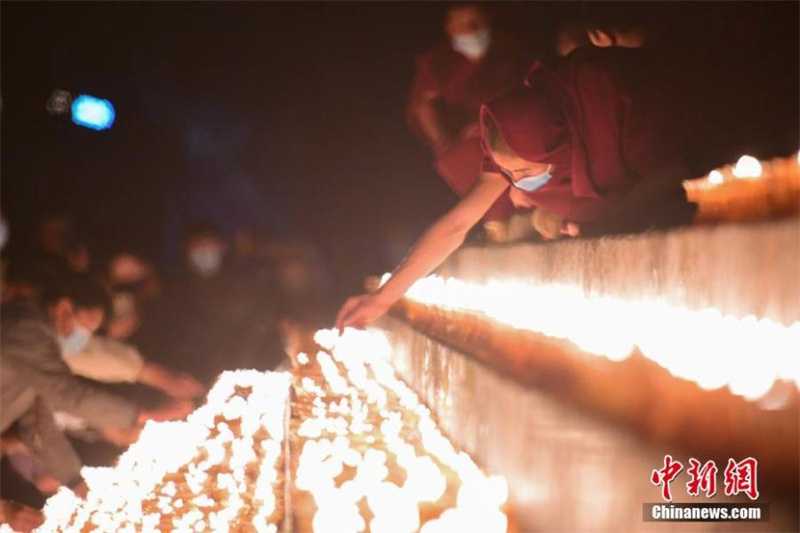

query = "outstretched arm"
(137, 362), (204, 400)
(336, 171), (509, 329)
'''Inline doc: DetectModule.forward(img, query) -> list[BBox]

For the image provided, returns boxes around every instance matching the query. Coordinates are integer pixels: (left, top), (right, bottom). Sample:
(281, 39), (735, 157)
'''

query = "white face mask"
(452, 29), (492, 59)
(189, 248), (223, 277)
(59, 324), (92, 357)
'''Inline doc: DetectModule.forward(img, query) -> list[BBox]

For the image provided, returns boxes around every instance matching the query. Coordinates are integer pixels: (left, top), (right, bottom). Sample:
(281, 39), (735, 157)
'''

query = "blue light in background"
(71, 94), (115, 131)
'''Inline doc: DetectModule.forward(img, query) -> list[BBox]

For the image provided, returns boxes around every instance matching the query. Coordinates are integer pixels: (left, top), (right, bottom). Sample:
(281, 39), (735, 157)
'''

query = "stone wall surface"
(377, 218), (800, 532)
(380, 318), (798, 533)
(441, 219), (799, 325)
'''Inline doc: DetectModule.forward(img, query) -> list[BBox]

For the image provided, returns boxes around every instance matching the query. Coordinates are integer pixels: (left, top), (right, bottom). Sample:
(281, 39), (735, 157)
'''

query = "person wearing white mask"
(406, 2), (538, 236)
(185, 222), (227, 278)
(150, 220), (286, 385)
(0, 274), (194, 498)
(338, 46), (695, 330)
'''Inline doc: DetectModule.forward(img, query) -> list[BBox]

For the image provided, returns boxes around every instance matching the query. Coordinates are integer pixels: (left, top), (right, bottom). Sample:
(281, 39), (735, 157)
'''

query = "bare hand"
(100, 426), (142, 447)
(0, 500), (44, 532)
(34, 474), (62, 496)
(0, 434), (29, 456)
(561, 220), (581, 237)
(530, 209), (581, 240)
(138, 400), (195, 424)
(168, 374), (205, 401)
(106, 314), (141, 341)
(70, 481), (89, 499)
(530, 208), (563, 241)
(335, 293), (393, 331)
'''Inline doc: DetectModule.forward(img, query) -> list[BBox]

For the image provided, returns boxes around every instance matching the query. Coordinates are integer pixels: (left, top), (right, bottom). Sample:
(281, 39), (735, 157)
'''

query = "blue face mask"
(512, 169), (553, 192)
(59, 324), (92, 357)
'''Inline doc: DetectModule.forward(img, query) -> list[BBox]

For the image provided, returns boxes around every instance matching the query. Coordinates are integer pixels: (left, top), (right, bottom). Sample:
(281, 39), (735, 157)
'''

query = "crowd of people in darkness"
(1, 2), (797, 530)
(0, 212), (329, 529)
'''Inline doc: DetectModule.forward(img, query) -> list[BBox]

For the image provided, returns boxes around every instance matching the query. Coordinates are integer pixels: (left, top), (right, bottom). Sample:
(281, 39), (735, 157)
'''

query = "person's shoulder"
(1, 298), (49, 332)
(554, 45), (644, 89)
(561, 45), (652, 73)
(556, 45), (609, 69)
(0, 298), (59, 363)
(416, 42), (460, 69)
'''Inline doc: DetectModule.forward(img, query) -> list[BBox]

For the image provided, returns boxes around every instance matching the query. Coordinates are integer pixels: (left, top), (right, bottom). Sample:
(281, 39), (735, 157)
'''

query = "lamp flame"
(393, 274), (799, 402)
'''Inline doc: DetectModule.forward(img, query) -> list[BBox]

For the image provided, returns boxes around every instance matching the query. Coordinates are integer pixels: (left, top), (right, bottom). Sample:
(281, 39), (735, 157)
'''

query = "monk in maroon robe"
(480, 46), (695, 235)
(406, 2), (534, 222)
(336, 39), (696, 330)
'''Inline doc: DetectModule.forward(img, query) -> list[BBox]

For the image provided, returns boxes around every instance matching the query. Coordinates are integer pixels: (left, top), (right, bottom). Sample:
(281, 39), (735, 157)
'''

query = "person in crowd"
(555, 23), (590, 57)
(0, 273), (194, 499)
(51, 334), (204, 447)
(582, 1), (651, 49)
(0, 498), (42, 532)
(27, 212), (81, 286)
(583, 1), (798, 176)
(64, 336), (204, 402)
(337, 36), (695, 330)
(103, 250), (162, 342)
(235, 226), (336, 326)
(406, 2), (536, 232)
(147, 220), (286, 384)
(4, 212), (93, 306)
(1, 430), (50, 530)
(1, 255), (57, 303)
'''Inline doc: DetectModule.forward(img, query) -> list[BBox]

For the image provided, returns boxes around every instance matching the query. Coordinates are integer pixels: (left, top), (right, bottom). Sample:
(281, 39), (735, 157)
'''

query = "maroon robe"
(481, 46), (692, 228)
(408, 36), (534, 221)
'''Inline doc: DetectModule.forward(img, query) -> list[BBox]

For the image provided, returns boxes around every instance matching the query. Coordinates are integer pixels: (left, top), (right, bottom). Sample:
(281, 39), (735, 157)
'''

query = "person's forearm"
(17, 361), (139, 429)
(378, 174), (509, 304)
(337, 173), (508, 329)
(375, 218), (469, 306)
(136, 362), (174, 394)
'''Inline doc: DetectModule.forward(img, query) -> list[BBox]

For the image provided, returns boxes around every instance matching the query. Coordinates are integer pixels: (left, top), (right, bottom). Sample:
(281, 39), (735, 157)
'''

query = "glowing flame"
(732, 155), (762, 179)
(707, 169), (724, 185)
(36, 370), (291, 533)
(393, 274), (800, 402)
(296, 328), (509, 532)
(34, 331), (509, 532)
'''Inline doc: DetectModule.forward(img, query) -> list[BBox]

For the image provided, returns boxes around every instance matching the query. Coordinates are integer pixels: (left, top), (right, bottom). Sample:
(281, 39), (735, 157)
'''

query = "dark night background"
(2, 2), (798, 308)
